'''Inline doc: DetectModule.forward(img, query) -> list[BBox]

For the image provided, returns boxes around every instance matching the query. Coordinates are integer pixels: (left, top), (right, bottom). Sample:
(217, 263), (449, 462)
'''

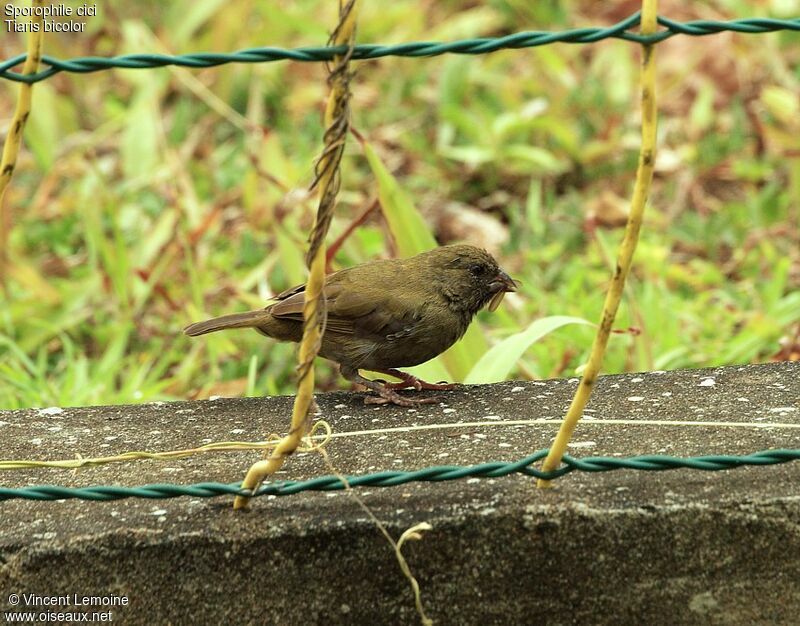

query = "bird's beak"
(487, 269), (519, 311)
(489, 269), (518, 294)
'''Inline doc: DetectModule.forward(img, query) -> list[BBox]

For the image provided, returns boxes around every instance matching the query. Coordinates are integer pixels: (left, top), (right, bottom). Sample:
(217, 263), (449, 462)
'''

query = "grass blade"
(464, 315), (592, 384)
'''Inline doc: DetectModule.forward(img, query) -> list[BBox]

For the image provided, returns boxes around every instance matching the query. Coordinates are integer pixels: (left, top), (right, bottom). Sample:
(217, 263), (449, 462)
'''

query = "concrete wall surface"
(1, 362), (798, 624)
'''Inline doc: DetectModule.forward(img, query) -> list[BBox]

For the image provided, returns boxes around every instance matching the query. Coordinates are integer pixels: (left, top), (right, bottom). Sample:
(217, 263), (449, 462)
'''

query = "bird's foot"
(363, 387), (440, 407)
(340, 366), (448, 408)
(377, 369), (456, 391)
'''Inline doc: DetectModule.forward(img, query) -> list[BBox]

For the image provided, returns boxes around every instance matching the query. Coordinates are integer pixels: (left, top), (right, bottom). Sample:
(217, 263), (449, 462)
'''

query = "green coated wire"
(1, 448), (797, 502)
(1, 13), (798, 84)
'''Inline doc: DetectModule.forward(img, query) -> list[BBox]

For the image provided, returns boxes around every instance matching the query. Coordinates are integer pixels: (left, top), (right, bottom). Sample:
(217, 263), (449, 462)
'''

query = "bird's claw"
(382, 375), (455, 391)
(383, 379), (423, 391)
(347, 369), (451, 407)
(420, 380), (456, 391)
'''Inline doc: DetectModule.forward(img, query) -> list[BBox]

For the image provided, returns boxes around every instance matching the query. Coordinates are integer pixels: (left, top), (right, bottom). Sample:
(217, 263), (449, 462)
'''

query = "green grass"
(1, 0), (798, 409)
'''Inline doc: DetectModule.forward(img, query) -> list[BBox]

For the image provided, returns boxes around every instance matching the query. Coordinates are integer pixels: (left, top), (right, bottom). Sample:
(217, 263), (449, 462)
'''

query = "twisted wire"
(2, 14), (798, 84)
(2, 448), (797, 502)
(232, 0), (359, 510)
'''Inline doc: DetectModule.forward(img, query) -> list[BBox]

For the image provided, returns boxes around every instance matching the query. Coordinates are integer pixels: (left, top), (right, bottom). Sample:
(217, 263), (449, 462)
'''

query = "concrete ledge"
(1, 362), (799, 624)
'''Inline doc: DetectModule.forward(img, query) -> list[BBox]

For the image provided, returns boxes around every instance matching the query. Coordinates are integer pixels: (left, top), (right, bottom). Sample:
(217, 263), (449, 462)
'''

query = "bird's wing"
(271, 282), (306, 302)
(269, 272), (421, 338)
(268, 280), (360, 335)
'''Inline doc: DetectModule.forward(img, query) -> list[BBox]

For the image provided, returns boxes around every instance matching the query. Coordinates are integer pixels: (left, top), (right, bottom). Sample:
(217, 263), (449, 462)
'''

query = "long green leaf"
(362, 139), (437, 256)
(464, 315), (593, 384)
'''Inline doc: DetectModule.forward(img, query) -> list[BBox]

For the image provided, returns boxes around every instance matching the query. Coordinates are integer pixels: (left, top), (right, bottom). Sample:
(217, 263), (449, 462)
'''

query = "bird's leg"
(340, 366), (439, 407)
(376, 369), (456, 391)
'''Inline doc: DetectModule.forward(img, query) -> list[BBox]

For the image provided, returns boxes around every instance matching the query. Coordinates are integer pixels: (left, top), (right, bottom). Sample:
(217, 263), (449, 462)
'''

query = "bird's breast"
(357, 306), (469, 370)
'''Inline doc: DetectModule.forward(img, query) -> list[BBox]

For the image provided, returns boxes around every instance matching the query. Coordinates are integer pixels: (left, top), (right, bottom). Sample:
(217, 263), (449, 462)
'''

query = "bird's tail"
(184, 310), (270, 336)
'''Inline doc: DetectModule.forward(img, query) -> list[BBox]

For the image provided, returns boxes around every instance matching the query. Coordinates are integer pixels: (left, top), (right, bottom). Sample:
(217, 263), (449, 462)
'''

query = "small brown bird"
(184, 245), (517, 406)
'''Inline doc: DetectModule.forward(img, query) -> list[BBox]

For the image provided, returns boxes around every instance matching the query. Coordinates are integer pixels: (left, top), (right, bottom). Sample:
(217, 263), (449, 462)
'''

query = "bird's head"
(424, 244), (518, 315)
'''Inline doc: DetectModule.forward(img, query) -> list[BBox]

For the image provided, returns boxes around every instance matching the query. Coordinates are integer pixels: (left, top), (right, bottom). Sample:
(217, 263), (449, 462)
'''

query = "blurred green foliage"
(0, 0), (798, 409)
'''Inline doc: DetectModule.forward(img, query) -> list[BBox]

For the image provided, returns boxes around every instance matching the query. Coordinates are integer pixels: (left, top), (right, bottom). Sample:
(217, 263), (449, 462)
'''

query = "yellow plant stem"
(537, 0), (659, 487)
(234, 0), (360, 510)
(234, 253), (326, 509)
(0, 0), (44, 287)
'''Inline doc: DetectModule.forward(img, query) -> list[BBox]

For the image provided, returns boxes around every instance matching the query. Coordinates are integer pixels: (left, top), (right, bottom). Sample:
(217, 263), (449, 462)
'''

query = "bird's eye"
(469, 263), (485, 276)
